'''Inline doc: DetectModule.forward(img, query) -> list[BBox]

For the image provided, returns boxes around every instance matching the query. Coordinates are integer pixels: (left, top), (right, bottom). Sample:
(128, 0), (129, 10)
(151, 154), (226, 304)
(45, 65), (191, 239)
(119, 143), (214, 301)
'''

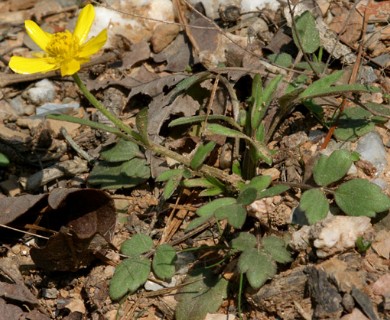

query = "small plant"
(8, 5), (390, 320)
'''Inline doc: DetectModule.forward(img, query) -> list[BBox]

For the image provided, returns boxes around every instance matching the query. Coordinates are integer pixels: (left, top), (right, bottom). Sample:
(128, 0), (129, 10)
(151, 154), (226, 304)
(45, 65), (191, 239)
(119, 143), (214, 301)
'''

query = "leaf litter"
(0, 0), (389, 319)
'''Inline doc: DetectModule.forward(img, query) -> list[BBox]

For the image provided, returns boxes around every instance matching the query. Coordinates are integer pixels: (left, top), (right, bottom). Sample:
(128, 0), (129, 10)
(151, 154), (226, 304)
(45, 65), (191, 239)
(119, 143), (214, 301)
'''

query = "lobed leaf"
(109, 257), (151, 300)
(299, 189), (329, 224)
(262, 236), (292, 263)
(230, 232), (257, 252)
(335, 179), (390, 217)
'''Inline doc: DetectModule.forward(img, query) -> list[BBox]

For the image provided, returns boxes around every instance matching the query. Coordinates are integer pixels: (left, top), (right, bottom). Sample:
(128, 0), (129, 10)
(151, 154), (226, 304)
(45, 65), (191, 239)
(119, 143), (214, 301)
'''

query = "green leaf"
(120, 158), (150, 177)
(121, 234), (154, 257)
(198, 187), (224, 197)
(168, 114), (242, 131)
(268, 53), (293, 68)
(88, 159), (150, 189)
(214, 203), (247, 228)
(299, 71), (343, 98)
(196, 197), (237, 217)
(186, 215), (212, 231)
(206, 123), (248, 140)
(335, 179), (390, 217)
(300, 83), (371, 100)
(190, 141), (216, 170)
(299, 189), (329, 224)
(262, 236), (292, 263)
(162, 176), (182, 200)
(109, 257), (151, 300)
(230, 232), (257, 251)
(292, 11), (320, 54)
(363, 102), (390, 117)
(182, 178), (216, 188)
(152, 244), (177, 281)
(237, 187), (257, 205)
(313, 150), (354, 186)
(175, 268), (228, 320)
(334, 106), (375, 141)
(0, 153), (10, 167)
(101, 139), (142, 162)
(136, 108), (150, 145)
(237, 248), (276, 289)
(257, 184), (290, 199)
(156, 169), (185, 182)
(241, 175), (272, 193)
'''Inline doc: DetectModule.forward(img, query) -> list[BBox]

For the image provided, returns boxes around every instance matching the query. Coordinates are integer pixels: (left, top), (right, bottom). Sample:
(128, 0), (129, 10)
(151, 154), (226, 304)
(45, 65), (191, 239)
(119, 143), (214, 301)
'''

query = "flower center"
(45, 30), (79, 60)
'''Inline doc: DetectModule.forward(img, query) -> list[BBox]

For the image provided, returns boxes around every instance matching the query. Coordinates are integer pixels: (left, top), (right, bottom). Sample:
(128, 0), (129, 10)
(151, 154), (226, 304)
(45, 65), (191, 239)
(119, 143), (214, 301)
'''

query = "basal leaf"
(299, 189), (329, 224)
(168, 114), (242, 131)
(299, 71), (343, 99)
(262, 236), (292, 263)
(175, 268), (228, 320)
(109, 257), (151, 300)
(335, 179), (390, 217)
(313, 150), (354, 186)
(292, 11), (320, 54)
(120, 158), (151, 179)
(238, 248), (276, 289)
(190, 141), (216, 170)
(230, 232), (257, 252)
(182, 178), (216, 188)
(206, 123), (248, 140)
(152, 244), (177, 281)
(156, 169), (185, 182)
(121, 234), (154, 257)
(101, 139), (142, 162)
(196, 197), (236, 217)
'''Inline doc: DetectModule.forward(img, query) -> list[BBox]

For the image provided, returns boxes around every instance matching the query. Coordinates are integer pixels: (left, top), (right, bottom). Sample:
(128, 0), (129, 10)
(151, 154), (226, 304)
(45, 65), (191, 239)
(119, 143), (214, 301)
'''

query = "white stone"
(25, 79), (55, 105)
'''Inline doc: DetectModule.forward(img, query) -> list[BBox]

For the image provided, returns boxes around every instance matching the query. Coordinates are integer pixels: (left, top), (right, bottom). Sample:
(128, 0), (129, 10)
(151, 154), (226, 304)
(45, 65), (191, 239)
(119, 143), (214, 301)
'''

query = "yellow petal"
(73, 4), (94, 45)
(79, 29), (107, 58)
(9, 56), (57, 74)
(25, 20), (52, 51)
(60, 59), (81, 76)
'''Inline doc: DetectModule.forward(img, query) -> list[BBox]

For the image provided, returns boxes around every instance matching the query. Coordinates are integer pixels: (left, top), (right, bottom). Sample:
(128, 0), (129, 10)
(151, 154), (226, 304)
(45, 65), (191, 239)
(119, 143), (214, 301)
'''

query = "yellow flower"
(9, 4), (107, 77)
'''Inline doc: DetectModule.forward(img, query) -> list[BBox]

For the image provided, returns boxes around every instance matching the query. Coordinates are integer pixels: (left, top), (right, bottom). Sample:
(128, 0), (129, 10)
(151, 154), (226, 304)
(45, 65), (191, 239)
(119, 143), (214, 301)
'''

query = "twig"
(60, 127), (95, 163)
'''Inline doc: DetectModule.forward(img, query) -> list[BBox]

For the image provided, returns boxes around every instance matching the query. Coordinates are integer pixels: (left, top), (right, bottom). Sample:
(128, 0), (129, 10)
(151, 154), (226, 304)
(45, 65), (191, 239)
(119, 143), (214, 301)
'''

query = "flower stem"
(72, 73), (137, 139)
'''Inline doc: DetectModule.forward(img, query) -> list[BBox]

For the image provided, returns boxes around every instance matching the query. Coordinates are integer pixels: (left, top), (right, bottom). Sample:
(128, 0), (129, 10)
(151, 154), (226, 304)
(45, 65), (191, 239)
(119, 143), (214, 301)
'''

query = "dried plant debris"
(0, 188), (116, 271)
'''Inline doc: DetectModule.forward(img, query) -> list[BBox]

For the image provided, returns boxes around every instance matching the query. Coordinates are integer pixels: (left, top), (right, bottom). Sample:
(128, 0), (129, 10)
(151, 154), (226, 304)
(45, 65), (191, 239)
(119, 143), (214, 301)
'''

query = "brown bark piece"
(306, 266), (343, 319)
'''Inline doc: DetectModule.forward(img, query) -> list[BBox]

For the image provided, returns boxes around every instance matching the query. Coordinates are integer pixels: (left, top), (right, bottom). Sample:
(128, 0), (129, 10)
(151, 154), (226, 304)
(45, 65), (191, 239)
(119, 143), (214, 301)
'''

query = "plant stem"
(72, 73), (244, 189)
(73, 73), (137, 139)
